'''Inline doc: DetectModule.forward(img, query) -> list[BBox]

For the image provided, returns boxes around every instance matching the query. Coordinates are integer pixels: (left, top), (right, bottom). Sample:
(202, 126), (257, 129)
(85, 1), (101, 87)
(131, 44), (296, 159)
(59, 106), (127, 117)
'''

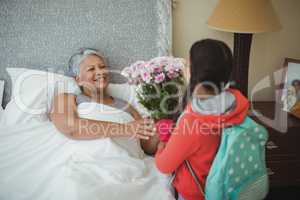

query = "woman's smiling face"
(76, 54), (109, 93)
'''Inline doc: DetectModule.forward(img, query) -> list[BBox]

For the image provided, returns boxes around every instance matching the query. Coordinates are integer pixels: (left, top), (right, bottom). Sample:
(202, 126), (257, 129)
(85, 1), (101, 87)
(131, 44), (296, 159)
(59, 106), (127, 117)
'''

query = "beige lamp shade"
(207, 0), (281, 33)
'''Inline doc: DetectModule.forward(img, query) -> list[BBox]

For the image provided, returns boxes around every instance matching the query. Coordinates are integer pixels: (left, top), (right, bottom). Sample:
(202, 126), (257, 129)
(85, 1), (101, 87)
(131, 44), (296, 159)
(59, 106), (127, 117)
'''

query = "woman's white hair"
(68, 48), (107, 76)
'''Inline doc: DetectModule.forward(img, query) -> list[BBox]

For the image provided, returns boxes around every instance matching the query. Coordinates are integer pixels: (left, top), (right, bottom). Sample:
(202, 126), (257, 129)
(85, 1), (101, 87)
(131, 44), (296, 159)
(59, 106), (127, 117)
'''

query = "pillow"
(107, 83), (149, 117)
(0, 80), (4, 108)
(0, 106), (3, 124)
(0, 80), (4, 123)
(2, 68), (81, 125)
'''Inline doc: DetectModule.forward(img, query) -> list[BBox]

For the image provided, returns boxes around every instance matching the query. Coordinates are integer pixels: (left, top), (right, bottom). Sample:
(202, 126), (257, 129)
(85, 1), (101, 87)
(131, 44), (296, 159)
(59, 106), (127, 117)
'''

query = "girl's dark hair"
(173, 39), (233, 120)
(189, 39), (233, 93)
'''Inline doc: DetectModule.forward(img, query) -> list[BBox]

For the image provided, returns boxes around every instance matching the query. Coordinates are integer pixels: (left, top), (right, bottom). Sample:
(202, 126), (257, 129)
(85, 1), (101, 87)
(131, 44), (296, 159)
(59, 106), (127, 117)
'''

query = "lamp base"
(231, 33), (253, 97)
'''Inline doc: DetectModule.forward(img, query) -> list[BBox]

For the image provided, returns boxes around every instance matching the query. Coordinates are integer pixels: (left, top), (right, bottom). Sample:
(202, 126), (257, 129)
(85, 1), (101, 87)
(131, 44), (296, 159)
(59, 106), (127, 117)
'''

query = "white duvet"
(0, 106), (3, 123)
(0, 102), (174, 200)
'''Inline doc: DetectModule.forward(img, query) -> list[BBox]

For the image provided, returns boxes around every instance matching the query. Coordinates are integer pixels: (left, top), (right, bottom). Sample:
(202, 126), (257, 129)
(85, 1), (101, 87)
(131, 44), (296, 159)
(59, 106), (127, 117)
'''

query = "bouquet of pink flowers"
(122, 56), (186, 141)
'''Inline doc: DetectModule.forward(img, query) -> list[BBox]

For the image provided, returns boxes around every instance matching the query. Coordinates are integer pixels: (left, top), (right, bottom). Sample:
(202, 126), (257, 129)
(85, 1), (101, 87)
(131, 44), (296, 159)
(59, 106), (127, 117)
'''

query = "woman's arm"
(126, 104), (159, 155)
(49, 93), (155, 140)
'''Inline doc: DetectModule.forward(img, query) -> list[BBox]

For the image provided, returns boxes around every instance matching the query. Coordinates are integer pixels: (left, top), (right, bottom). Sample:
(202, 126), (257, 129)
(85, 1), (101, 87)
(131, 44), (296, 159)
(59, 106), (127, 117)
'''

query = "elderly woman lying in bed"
(0, 49), (174, 200)
(50, 48), (159, 155)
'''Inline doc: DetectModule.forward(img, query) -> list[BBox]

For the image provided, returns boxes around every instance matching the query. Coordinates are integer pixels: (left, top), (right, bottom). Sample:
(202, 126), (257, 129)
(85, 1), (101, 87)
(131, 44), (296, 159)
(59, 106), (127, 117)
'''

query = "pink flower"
(165, 58), (185, 72)
(125, 56), (184, 86)
(156, 67), (163, 73)
(173, 58), (185, 71)
(146, 61), (160, 73)
(130, 61), (146, 79)
(167, 70), (179, 79)
(121, 67), (132, 78)
(136, 62), (146, 71)
(141, 70), (152, 84)
(154, 73), (165, 83)
(152, 65), (163, 73)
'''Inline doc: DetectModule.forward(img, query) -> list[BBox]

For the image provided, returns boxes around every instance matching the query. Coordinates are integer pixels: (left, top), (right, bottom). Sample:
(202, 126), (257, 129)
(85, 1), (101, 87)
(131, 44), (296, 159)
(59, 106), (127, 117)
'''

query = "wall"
(0, 0), (171, 106)
(172, 0), (300, 101)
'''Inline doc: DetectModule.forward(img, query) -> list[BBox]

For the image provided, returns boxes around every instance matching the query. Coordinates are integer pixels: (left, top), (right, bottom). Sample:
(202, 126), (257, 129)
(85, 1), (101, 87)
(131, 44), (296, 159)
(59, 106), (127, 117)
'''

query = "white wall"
(172, 0), (300, 101)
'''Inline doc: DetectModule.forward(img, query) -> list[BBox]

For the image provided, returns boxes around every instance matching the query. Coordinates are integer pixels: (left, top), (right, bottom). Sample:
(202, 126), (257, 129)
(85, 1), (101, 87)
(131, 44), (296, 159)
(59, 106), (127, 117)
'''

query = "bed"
(0, 0), (174, 199)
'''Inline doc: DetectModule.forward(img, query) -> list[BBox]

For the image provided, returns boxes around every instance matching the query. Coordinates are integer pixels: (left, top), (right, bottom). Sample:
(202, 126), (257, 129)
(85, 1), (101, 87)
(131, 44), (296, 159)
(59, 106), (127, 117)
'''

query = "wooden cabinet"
(250, 102), (300, 187)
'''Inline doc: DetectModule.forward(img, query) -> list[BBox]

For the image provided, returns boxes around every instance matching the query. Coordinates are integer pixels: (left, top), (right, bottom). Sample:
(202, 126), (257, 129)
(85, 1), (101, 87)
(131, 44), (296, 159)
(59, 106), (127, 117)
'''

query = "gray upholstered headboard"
(0, 0), (172, 107)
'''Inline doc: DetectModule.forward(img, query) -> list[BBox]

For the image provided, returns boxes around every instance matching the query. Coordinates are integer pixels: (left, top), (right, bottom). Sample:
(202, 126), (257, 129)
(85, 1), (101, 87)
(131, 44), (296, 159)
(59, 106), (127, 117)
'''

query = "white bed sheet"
(0, 80), (3, 123)
(0, 80), (3, 107)
(0, 102), (174, 200)
(0, 106), (3, 123)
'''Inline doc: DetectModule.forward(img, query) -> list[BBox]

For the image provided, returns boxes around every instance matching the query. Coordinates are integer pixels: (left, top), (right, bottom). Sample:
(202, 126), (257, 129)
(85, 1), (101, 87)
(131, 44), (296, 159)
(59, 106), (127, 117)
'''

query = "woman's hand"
(124, 117), (156, 140)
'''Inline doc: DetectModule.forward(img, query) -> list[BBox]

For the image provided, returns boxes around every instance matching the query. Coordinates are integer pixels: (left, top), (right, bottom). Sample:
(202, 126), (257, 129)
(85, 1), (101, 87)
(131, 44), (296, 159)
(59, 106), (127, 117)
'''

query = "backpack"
(186, 116), (269, 200)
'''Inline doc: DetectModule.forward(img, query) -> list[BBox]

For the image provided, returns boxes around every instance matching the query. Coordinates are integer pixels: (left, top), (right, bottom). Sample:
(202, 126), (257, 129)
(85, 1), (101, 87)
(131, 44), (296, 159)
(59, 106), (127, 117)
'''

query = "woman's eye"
(88, 68), (95, 71)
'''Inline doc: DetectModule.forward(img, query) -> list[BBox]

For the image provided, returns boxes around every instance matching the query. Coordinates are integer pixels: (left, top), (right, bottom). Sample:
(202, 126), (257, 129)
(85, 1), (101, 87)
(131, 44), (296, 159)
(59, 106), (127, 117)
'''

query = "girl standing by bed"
(155, 39), (249, 200)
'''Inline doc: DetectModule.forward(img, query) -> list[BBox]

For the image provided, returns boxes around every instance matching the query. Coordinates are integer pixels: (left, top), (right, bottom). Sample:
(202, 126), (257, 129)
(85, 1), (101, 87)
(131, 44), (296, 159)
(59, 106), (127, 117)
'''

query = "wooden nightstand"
(250, 102), (300, 187)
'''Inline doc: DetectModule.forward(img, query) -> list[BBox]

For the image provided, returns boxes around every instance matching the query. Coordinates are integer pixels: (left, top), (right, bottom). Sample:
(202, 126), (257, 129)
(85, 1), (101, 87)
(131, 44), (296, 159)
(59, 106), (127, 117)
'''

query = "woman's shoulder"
(76, 93), (91, 105)
(54, 93), (77, 100)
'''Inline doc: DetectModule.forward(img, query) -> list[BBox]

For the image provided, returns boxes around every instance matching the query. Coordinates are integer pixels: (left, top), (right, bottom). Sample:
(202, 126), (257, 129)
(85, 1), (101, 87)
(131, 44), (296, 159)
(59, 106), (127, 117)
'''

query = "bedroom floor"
(265, 187), (300, 200)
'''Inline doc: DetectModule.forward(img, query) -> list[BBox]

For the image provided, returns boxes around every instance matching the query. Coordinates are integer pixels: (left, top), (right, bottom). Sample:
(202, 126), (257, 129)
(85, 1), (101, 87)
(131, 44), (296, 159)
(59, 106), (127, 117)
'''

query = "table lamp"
(207, 0), (281, 97)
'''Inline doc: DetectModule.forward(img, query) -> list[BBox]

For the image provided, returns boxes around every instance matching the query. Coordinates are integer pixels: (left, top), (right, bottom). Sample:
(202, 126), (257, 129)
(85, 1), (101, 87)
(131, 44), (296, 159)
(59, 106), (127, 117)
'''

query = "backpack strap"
(184, 160), (205, 197)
